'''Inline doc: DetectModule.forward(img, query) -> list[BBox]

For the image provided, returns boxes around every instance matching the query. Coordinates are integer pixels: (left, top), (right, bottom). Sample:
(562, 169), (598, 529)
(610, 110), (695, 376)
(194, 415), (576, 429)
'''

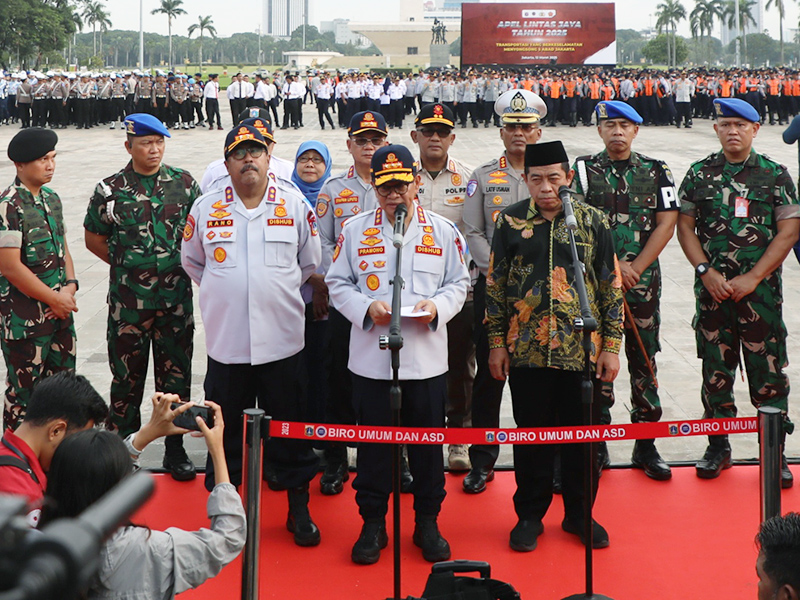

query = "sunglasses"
(229, 146), (266, 160)
(376, 183), (409, 197)
(417, 127), (452, 138)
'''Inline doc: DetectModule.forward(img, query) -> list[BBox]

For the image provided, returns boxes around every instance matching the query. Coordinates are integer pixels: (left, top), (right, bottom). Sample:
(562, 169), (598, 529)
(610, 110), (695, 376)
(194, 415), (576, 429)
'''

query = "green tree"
(656, 0), (687, 66)
(82, 0), (109, 57)
(764, 0), (786, 63)
(642, 33), (689, 64)
(722, 0), (756, 65)
(151, 0), (186, 70)
(0, 0), (78, 69)
(187, 14), (216, 72)
(690, 0), (724, 63)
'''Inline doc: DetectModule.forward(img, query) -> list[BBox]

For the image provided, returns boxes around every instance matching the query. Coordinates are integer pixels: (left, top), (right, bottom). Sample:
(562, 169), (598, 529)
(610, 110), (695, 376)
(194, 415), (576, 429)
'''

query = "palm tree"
(690, 0), (723, 62)
(151, 0), (187, 71)
(98, 11), (112, 58)
(188, 15), (217, 73)
(82, 1), (110, 57)
(722, 0), (756, 65)
(68, 8), (83, 66)
(656, 0), (687, 66)
(764, 0), (786, 63)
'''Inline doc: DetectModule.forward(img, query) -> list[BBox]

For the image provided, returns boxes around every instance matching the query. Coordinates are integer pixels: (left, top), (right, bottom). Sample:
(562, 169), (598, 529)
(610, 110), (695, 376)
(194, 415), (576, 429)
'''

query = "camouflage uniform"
(0, 182), (75, 428)
(573, 150), (680, 424)
(678, 149), (799, 432)
(84, 162), (200, 436)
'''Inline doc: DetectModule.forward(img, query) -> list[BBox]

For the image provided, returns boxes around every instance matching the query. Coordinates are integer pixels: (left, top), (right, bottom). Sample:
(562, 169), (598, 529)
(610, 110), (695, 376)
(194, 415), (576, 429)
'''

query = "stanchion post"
(758, 406), (782, 522)
(241, 409), (265, 600)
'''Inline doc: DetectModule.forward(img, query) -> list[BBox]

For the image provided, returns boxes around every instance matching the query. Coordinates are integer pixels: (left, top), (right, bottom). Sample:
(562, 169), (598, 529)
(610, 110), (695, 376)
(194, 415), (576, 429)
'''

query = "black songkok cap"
(7, 127), (58, 163)
(524, 141), (569, 169)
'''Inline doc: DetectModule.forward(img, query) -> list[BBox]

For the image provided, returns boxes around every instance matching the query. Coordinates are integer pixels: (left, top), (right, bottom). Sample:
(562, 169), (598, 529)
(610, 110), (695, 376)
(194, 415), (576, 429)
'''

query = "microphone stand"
(558, 189), (613, 600)
(378, 203), (406, 600)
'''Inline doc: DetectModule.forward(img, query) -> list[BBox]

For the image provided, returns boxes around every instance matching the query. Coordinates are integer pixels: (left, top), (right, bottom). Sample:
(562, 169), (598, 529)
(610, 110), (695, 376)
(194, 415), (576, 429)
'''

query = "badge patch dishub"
(214, 247), (226, 263)
(366, 274), (380, 291)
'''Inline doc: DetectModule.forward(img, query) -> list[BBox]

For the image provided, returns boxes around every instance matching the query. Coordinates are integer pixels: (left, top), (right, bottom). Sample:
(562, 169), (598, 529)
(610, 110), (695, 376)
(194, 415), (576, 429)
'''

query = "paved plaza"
(1, 106), (800, 470)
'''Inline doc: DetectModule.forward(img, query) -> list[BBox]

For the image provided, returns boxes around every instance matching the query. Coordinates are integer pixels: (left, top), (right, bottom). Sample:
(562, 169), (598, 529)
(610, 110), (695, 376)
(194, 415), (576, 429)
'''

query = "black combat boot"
(286, 485), (320, 547)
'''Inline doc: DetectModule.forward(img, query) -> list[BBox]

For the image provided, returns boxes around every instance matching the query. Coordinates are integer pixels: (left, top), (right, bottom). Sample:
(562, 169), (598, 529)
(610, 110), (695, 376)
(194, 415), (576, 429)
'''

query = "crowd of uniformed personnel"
(1, 67), (798, 561)
(2, 65), (798, 134)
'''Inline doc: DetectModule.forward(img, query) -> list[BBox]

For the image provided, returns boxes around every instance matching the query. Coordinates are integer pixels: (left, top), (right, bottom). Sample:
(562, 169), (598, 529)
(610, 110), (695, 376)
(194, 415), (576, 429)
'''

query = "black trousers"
(202, 353), (320, 491)
(352, 373), (447, 519)
(205, 98), (221, 127)
(316, 97), (334, 128)
(31, 99), (47, 126)
(676, 101), (692, 127)
(191, 101), (204, 123)
(509, 367), (601, 522)
(323, 307), (356, 466)
(467, 275), (506, 470)
(110, 98), (125, 122)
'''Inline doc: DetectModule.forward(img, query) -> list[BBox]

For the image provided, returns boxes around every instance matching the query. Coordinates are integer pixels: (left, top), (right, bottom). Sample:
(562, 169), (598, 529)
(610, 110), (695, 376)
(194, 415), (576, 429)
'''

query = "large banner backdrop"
(461, 3), (616, 66)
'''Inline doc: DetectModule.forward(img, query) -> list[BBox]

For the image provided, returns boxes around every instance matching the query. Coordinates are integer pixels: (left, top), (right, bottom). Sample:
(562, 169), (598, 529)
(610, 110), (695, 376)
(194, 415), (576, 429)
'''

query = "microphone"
(558, 185), (578, 231)
(393, 203), (408, 249)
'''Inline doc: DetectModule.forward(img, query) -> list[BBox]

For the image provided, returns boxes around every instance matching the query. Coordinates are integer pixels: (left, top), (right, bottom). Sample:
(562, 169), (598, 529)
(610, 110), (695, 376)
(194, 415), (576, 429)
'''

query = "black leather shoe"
(401, 453), (414, 493)
(631, 439), (672, 481)
(562, 517), (609, 549)
(352, 519), (388, 565)
(782, 454), (794, 489)
(162, 443), (196, 482)
(320, 462), (349, 495)
(286, 487), (321, 547)
(463, 467), (495, 494)
(509, 519), (544, 552)
(413, 516), (451, 562)
(696, 439), (732, 479)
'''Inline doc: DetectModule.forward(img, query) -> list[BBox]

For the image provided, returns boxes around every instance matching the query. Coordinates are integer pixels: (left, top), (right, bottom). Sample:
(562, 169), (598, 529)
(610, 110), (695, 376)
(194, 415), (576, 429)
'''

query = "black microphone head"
(394, 203), (408, 217)
(558, 185), (572, 199)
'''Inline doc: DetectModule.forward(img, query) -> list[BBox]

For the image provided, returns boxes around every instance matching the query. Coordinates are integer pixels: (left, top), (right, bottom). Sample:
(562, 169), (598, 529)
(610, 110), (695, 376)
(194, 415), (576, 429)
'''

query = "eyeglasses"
(297, 154), (324, 164)
(229, 146), (266, 160)
(351, 136), (386, 147)
(376, 183), (409, 197)
(417, 127), (452, 138)
(504, 123), (537, 132)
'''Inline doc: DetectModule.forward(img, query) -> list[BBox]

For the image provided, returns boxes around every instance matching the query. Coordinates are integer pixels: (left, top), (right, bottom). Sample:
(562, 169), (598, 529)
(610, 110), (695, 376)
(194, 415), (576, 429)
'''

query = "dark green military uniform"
(84, 162), (200, 436)
(0, 182), (75, 428)
(573, 150), (679, 425)
(678, 149), (799, 432)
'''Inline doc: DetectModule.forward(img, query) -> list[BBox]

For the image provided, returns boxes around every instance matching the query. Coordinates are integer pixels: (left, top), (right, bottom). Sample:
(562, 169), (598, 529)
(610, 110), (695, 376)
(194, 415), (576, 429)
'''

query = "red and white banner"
(269, 417), (758, 445)
(461, 2), (616, 66)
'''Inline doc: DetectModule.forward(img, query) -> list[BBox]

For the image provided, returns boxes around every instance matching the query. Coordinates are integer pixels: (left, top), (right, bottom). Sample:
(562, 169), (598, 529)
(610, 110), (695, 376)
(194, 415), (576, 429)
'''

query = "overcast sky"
(98, 0), (796, 42)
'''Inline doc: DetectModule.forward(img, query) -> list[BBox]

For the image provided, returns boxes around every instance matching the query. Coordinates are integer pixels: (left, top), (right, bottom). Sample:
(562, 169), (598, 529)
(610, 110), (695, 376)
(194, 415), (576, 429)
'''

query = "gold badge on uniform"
(361, 237), (380, 246)
(422, 234), (435, 247)
(183, 215), (195, 241)
(492, 210), (501, 222)
(373, 260), (386, 268)
(221, 231), (233, 238)
(333, 245), (340, 262)
(334, 207), (343, 217)
(275, 206), (287, 217)
(359, 261), (368, 271)
(317, 201), (328, 217)
(214, 247), (226, 263)
(423, 226), (433, 233)
(597, 103), (608, 118)
(212, 199), (231, 210)
(493, 196), (503, 205)
(366, 274), (380, 291)
(206, 231), (215, 240)
(209, 209), (231, 219)
(451, 173), (462, 186)
(363, 227), (380, 236)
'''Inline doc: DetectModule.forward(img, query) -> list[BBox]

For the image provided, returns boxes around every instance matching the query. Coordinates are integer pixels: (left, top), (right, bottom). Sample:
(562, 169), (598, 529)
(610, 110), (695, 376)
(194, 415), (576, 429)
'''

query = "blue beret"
(714, 98), (760, 122)
(124, 113), (171, 138)
(596, 101), (643, 124)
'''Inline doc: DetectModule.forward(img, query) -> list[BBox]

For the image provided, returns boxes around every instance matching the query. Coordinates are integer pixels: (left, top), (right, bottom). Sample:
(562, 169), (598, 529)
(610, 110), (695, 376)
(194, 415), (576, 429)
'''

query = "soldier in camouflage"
(573, 101), (679, 481)
(84, 113), (200, 481)
(0, 128), (77, 429)
(677, 98), (800, 486)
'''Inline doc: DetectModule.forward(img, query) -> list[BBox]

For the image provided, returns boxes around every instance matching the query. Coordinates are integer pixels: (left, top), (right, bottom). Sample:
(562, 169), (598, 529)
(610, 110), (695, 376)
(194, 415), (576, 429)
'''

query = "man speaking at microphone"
(485, 140), (623, 552)
(326, 144), (469, 565)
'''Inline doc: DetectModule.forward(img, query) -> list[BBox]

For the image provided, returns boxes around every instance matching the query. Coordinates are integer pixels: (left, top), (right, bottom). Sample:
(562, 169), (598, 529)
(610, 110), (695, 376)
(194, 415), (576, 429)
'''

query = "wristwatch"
(695, 263), (711, 277)
(65, 279), (79, 291)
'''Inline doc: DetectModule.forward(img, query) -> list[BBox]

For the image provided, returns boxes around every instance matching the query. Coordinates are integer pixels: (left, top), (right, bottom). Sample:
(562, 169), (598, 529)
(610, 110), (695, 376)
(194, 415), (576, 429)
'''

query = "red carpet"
(135, 465), (797, 599)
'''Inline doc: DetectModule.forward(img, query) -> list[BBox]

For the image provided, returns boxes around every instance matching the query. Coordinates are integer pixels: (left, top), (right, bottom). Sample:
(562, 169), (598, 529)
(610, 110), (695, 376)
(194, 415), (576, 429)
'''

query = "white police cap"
(494, 89), (547, 124)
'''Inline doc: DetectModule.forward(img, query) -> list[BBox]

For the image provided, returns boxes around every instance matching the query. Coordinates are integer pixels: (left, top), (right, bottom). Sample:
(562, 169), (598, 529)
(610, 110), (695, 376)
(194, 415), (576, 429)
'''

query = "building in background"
(263, 0), (309, 39)
(319, 19), (371, 47)
(720, 0), (764, 47)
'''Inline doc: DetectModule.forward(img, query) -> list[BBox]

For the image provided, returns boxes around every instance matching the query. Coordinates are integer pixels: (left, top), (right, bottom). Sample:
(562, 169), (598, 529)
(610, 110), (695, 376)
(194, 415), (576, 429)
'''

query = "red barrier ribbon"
(269, 417), (758, 445)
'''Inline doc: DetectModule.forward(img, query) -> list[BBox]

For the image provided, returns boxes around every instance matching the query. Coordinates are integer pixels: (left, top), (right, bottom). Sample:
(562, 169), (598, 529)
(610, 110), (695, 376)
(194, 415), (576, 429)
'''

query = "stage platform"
(135, 464), (794, 599)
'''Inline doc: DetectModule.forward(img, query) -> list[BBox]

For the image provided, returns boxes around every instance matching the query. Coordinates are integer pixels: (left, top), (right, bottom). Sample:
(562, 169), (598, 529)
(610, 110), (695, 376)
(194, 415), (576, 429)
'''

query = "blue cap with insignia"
(713, 98), (760, 122)
(124, 113), (171, 138)
(349, 111), (388, 136)
(371, 144), (417, 187)
(595, 100), (643, 124)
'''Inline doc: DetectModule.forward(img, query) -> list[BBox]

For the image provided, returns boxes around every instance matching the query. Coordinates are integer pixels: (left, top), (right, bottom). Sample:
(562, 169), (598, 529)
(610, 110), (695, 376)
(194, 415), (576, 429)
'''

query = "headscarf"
(291, 141), (332, 205)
